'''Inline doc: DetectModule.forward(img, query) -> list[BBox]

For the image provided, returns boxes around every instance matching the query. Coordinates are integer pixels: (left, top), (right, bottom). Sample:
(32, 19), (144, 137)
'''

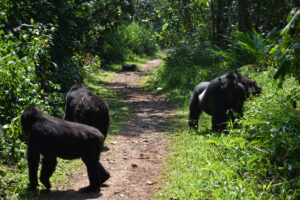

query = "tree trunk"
(238, 0), (251, 32)
(210, 0), (216, 44)
(216, 0), (225, 46)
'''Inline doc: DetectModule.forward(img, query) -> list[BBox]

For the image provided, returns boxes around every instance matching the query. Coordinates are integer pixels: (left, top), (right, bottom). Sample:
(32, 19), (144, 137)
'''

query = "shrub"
(0, 24), (63, 164)
(99, 22), (157, 63)
(273, 8), (300, 83)
(214, 30), (276, 70)
(226, 68), (300, 198)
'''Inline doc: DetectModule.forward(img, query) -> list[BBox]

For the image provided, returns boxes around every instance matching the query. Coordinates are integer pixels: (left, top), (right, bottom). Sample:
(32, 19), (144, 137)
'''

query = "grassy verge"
(149, 60), (300, 199)
(0, 159), (82, 200)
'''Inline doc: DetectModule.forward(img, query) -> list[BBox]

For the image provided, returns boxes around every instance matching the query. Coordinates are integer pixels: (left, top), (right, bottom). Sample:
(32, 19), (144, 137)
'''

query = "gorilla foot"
(27, 183), (38, 191)
(101, 183), (109, 187)
(40, 178), (51, 190)
(100, 171), (110, 185)
(101, 146), (110, 152)
(78, 186), (100, 193)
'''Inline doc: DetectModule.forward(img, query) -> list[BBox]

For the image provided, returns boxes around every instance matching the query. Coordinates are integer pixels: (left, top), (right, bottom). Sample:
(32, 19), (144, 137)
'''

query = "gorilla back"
(64, 83), (110, 138)
(21, 107), (110, 192)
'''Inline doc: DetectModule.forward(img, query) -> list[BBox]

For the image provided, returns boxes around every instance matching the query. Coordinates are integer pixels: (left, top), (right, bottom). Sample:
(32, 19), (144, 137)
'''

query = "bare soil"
(39, 59), (174, 200)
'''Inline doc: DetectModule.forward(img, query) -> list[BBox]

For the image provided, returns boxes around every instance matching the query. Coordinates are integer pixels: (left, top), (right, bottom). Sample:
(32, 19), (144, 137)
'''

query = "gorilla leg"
(27, 150), (40, 190)
(80, 155), (110, 193)
(212, 110), (227, 131)
(40, 156), (57, 189)
(189, 82), (209, 130)
(188, 92), (202, 130)
(97, 113), (109, 138)
(97, 162), (110, 184)
(84, 110), (109, 138)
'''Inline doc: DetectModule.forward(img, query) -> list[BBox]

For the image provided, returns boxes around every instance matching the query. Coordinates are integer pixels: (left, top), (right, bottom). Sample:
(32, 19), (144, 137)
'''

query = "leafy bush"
(214, 30), (276, 70)
(100, 22), (157, 63)
(223, 68), (300, 198)
(1, 0), (135, 90)
(147, 43), (227, 104)
(0, 24), (63, 164)
(125, 22), (157, 56)
(273, 8), (300, 83)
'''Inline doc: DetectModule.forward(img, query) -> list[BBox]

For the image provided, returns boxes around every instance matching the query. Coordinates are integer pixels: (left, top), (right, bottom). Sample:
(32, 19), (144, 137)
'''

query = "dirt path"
(40, 59), (174, 200)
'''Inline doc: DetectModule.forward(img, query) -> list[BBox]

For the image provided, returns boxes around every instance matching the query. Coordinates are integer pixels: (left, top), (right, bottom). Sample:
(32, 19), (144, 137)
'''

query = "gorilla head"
(236, 72), (262, 97)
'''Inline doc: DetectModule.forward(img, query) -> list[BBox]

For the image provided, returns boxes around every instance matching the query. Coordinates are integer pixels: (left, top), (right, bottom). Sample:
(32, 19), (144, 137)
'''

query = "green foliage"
(156, 0), (211, 47)
(1, 1), (83, 90)
(147, 44), (227, 104)
(155, 0), (293, 48)
(225, 69), (300, 199)
(1, 0), (138, 90)
(125, 22), (157, 56)
(132, 0), (162, 29)
(0, 24), (64, 162)
(231, 68), (300, 177)
(246, 0), (293, 32)
(100, 22), (157, 63)
(214, 30), (275, 70)
(0, 159), (81, 200)
(274, 8), (300, 83)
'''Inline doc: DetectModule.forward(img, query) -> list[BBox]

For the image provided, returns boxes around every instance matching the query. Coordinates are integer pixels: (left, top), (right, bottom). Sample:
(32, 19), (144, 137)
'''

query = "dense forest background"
(0, 0), (300, 199)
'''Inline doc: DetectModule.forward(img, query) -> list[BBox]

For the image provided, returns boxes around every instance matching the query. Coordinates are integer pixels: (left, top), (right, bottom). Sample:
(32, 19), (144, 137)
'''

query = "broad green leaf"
(207, 139), (220, 146)
(247, 156), (261, 165)
(244, 121), (267, 125)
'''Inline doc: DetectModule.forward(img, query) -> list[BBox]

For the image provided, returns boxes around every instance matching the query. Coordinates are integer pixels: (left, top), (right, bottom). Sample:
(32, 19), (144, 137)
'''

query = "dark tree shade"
(238, 0), (251, 32)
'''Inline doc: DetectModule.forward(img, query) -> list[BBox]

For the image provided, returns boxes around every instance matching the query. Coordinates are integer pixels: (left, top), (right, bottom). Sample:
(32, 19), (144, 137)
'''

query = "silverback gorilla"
(21, 107), (110, 193)
(189, 72), (261, 131)
(64, 83), (110, 139)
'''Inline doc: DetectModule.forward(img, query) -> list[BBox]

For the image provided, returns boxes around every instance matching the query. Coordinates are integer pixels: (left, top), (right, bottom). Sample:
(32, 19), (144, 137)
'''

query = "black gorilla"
(189, 72), (261, 131)
(64, 83), (110, 139)
(236, 73), (262, 97)
(122, 64), (137, 71)
(21, 107), (110, 193)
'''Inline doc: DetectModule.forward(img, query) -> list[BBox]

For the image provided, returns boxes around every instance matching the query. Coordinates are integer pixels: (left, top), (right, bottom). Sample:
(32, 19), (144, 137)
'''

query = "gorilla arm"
(63, 96), (74, 121)
(208, 84), (228, 131)
(27, 133), (40, 190)
(188, 82), (210, 129)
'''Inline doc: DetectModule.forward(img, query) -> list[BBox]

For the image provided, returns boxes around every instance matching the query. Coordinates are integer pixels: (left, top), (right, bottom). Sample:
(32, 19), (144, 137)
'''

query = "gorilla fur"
(64, 83), (110, 139)
(21, 107), (110, 193)
(188, 72), (261, 131)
